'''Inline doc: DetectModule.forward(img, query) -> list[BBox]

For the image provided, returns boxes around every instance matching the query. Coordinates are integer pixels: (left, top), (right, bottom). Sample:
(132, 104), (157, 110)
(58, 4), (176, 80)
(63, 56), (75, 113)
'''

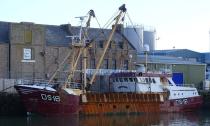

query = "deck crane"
(87, 4), (127, 90)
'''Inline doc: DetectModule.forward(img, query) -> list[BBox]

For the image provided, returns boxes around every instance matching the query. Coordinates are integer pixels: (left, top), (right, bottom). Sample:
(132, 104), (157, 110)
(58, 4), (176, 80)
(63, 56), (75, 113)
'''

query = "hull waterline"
(15, 86), (203, 116)
(14, 85), (80, 116)
(80, 92), (203, 115)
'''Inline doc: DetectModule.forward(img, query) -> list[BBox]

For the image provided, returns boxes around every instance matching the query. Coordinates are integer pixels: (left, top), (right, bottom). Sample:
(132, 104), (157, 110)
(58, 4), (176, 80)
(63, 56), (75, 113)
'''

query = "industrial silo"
(124, 25), (144, 53)
(143, 27), (156, 51)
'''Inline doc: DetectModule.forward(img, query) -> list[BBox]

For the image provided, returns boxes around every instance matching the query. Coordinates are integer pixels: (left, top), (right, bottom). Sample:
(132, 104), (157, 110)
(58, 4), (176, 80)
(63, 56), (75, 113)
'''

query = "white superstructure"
(111, 72), (199, 100)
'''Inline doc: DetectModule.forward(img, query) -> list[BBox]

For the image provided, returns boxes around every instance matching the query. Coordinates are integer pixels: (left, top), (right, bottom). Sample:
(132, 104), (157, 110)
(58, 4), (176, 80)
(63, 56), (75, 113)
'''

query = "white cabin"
(110, 72), (199, 100)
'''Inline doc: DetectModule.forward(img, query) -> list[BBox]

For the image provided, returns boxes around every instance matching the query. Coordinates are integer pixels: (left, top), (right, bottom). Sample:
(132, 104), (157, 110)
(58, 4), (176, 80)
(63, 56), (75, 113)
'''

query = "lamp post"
(144, 44), (150, 73)
(129, 54), (132, 70)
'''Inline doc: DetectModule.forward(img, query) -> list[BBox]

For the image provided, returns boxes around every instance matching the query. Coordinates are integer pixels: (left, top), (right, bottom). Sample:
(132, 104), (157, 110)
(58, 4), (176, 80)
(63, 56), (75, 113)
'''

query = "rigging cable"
(102, 10), (119, 29)
(86, 9), (121, 44)
(126, 12), (143, 47)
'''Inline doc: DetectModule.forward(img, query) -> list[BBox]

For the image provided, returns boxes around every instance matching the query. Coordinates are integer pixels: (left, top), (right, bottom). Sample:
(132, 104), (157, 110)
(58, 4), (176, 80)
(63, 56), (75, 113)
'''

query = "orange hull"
(80, 92), (202, 115)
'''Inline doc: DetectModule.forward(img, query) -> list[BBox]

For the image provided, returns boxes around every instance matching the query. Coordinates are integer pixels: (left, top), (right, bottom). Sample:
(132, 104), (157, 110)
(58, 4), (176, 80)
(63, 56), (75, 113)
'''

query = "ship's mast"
(48, 10), (95, 88)
(65, 10), (95, 90)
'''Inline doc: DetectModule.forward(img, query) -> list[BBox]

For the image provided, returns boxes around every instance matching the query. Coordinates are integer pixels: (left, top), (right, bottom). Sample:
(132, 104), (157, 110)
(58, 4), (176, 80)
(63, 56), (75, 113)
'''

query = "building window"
(98, 40), (104, 48)
(109, 41), (113, 49)
(112, 59), (117, 69)
(103, 59), (109, 69)
(24, 30), (32, 43)
(23, 48), (32, 60)
(90, 59), (96, 69)
(124, 60), (128, 70)
(119, 41), (123, 49)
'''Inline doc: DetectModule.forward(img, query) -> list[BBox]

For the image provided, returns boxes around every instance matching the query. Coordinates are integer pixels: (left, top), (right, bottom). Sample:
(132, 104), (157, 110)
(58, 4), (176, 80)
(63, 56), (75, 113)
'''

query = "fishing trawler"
(15, 4), (202, 116)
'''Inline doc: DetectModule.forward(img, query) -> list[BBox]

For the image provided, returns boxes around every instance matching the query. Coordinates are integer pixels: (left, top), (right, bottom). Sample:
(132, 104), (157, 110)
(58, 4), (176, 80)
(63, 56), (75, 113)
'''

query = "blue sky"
(1, 0), (210, 52)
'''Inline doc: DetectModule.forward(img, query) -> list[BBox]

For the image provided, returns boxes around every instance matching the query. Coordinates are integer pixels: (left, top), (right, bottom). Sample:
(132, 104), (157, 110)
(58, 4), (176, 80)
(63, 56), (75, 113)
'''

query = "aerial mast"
(65, 10), (95, 90)
(48, 10), (95, 89)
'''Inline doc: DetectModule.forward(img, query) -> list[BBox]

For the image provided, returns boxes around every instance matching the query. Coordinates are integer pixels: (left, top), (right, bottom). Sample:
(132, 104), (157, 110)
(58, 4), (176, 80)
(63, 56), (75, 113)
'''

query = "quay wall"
(0, 79), (26, 115)
(0, 79), (17, 93)
(0, 93), (26, 116)
(199, 90), (210, 109)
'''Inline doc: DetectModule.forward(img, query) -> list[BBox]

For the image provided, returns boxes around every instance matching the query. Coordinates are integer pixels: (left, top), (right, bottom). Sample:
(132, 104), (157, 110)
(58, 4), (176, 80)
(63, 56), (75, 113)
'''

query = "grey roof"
(88, 28), (120, 41)
(149, 49), (203, 57)
(0, 21), (136, 50)
(0, 21), (10, 43)
(137, 55), (204, 65)
(204, 53), (210, 63)
(139, 49), (205, 63)
(69, 26), (126, 42)
(88, 28), (136, 50)
(149, 49), (197, 54)
(45, 25), (71, 46)
(45, 24), (135, 50)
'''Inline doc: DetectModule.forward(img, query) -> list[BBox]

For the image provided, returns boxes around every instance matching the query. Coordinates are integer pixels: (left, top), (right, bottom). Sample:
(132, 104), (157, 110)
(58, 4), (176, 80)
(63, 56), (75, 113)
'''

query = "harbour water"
(1, 109), (210, 126)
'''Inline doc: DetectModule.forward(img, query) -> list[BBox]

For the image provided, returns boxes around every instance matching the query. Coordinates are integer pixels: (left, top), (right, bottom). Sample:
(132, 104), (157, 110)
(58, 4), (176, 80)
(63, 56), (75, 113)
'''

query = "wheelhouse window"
(152, 78), (156, 83)
(139, 78), (147, 83)
(149, 78), (152, 83)
(134, 78), (137, 82)
(124, 78), (128, 82)
(145, 78), (149, 83)
(129, 78), (133, 82)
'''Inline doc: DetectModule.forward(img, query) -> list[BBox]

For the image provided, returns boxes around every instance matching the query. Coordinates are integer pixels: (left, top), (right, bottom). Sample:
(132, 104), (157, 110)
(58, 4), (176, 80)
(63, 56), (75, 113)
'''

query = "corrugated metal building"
(138, 50), (206, 88)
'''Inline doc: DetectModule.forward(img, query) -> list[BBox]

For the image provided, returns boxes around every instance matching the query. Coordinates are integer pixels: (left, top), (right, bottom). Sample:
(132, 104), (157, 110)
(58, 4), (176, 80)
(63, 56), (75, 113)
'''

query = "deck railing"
(0, 78), (82, 93)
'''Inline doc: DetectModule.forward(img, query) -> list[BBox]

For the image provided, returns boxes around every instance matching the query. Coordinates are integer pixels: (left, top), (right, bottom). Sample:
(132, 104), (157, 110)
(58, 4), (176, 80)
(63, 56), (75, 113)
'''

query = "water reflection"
(79, 113), (199, 126)
(27, 116), (78, 126)
(1, 111), (210, 126)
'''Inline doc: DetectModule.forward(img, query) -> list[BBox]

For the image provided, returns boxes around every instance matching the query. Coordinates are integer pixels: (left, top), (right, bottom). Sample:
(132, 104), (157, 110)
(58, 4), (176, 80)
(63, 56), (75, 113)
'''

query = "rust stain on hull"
(80, 92), (168, 115)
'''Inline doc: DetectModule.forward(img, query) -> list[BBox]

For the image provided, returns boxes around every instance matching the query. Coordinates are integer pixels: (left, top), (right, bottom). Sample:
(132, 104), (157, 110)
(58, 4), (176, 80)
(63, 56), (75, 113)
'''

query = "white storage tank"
(124, 25), (144, 53)
(143, 27), (156, 51)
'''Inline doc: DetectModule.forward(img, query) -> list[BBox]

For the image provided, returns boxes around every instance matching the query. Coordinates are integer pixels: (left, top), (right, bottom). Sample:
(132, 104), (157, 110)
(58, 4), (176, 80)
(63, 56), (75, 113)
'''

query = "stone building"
(0, 22), (9, 78)
(0, 21), (137, 84)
